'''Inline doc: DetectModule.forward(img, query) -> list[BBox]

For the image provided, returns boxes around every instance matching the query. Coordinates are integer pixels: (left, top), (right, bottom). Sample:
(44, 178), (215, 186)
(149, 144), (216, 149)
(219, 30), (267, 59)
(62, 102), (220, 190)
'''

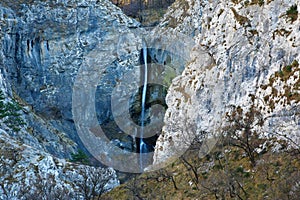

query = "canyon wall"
(152, 0), (300, 166)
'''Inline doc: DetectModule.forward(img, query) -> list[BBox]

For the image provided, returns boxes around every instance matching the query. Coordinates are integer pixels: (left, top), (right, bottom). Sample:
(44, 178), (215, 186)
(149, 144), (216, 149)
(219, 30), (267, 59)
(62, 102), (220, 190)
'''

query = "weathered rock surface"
(153, 0), (300, 165)
(0, 0), (142, 197)
(0, 71), (120, 199)
(1, 0), (300, 194)
(0, 0), (141, 156)
(0, 130), (119, 199)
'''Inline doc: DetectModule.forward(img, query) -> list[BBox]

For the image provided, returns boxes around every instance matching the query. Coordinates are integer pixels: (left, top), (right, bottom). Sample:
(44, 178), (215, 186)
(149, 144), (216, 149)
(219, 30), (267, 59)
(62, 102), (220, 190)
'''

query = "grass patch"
(102, 138), (300, 199)
(70, 149), (90, 165)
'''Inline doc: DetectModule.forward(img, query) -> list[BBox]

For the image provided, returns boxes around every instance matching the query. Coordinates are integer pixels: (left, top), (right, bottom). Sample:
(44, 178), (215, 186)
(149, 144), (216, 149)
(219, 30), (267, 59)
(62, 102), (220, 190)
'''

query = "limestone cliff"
(153, 0), (300, 166)
(0, 0), (141, 197)
(1, 0), (300, 197)
(0, 0), (140, 156)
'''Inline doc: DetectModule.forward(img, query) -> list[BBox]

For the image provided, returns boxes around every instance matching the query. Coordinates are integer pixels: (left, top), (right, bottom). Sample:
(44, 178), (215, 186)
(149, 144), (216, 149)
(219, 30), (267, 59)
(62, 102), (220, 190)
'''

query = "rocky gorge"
(0, 0), (300, 199)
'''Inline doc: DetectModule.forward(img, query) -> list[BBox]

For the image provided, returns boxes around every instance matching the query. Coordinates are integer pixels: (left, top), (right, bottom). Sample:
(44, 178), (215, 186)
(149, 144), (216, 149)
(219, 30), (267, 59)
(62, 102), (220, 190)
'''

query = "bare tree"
(74, 167), (112, 200)
(224, 105), (265, 167)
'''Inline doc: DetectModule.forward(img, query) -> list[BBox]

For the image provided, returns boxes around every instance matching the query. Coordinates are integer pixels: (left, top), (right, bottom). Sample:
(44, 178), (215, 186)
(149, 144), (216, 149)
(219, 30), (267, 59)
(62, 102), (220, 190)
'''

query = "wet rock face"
(101, 46), (186, 154)
(0, 0), (140, 150)
(152, 0), (300, 165)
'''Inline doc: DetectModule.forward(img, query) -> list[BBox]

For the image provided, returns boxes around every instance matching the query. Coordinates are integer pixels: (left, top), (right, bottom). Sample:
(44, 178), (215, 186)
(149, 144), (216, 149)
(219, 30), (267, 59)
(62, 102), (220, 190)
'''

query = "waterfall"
(140, 39), (148, 171)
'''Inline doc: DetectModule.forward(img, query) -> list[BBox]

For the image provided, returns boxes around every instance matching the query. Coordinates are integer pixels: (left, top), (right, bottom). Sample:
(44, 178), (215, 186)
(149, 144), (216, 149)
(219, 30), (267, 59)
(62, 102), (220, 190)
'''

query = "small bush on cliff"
(70, 149), (90, 165)
(0, 90), (25, 132)
(286, 5), (298, 23)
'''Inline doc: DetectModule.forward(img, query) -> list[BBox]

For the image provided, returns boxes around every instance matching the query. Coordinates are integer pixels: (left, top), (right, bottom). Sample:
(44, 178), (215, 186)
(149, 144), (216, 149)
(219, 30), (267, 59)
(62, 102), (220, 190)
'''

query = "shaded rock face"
(153, 0), (300, 165)
(0, 0), (141, 154)
(0, 0), (141, 197)
(1, 0), (193, 176)
(0, 68), (120, 198)
(0, 0), (191, 176)
(110, 0), (176, 27)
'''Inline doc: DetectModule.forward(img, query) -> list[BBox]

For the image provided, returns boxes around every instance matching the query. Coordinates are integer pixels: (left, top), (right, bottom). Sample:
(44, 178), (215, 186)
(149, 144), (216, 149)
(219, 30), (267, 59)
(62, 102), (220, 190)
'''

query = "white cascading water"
(140, 39), (148, 171)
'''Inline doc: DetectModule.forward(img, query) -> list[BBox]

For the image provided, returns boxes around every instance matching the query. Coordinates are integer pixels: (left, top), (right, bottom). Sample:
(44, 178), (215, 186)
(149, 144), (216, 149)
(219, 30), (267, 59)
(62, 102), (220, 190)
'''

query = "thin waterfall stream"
(140, 39), (148, 171)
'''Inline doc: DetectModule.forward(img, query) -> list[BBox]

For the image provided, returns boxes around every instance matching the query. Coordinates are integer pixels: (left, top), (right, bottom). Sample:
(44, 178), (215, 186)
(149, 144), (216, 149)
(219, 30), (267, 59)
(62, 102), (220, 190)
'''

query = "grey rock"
(0, 0), (141, 156)
(152, 0), (300, 166)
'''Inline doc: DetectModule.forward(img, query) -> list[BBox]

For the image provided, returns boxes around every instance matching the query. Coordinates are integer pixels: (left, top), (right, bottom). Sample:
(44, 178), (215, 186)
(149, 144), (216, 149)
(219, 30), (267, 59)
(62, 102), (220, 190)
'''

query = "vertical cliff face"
(0, 0), (141, 156)
(153, 0), (300, 165)
(0, 0), (142, 197)
(0, 69), (120, 199)
(1, 0), (299, 192)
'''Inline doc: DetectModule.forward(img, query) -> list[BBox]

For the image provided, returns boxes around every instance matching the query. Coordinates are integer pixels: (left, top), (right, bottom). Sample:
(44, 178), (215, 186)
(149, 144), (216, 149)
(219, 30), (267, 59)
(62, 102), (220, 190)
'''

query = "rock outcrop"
(0, 0), (140, 156)
(0, 71), (119, 199)
(153, 0), (300, 166)
(0, 0), (142, 197)
(0, 130), (119, 199)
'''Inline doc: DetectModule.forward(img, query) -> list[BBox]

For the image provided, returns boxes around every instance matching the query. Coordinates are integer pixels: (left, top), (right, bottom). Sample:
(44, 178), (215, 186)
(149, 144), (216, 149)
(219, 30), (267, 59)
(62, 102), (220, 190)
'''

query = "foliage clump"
(286, 4), (298, 23)
(0, 90), (25, 132)
(70, 149), (90, 165)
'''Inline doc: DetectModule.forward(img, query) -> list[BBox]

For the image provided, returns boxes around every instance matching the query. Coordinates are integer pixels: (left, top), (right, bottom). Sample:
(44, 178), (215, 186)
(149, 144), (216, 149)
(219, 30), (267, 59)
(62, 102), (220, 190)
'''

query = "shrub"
(70, 149), (90, 165)
(286, 5), (298, 23)
(258, 0), (264, 6)
(0, 90), (25, 132)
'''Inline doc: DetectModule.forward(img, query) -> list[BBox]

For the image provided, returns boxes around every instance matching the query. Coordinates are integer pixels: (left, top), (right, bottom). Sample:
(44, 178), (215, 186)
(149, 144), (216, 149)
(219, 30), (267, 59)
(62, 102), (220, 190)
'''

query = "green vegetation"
(163, 66), (177, 87)
(0, 90), (25, 132)
(70, 149), (90, 165)
(286, 4), (298, 23)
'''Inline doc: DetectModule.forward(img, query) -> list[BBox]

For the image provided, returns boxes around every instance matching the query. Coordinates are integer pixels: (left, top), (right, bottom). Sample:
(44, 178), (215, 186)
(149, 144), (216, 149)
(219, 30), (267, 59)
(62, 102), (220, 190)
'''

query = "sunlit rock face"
(153, 0), (300, 166)
(1, 0), (299, 186)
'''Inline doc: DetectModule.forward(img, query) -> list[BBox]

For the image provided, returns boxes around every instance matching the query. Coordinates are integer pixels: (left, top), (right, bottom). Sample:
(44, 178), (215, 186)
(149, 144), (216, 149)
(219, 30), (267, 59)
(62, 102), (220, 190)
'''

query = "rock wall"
(0, 69), (120, 198)
(0, 0), (141, 156)
(153, 0), (300, 165)
(0, 130), (119, 199)
(0, 0), (141, 197)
